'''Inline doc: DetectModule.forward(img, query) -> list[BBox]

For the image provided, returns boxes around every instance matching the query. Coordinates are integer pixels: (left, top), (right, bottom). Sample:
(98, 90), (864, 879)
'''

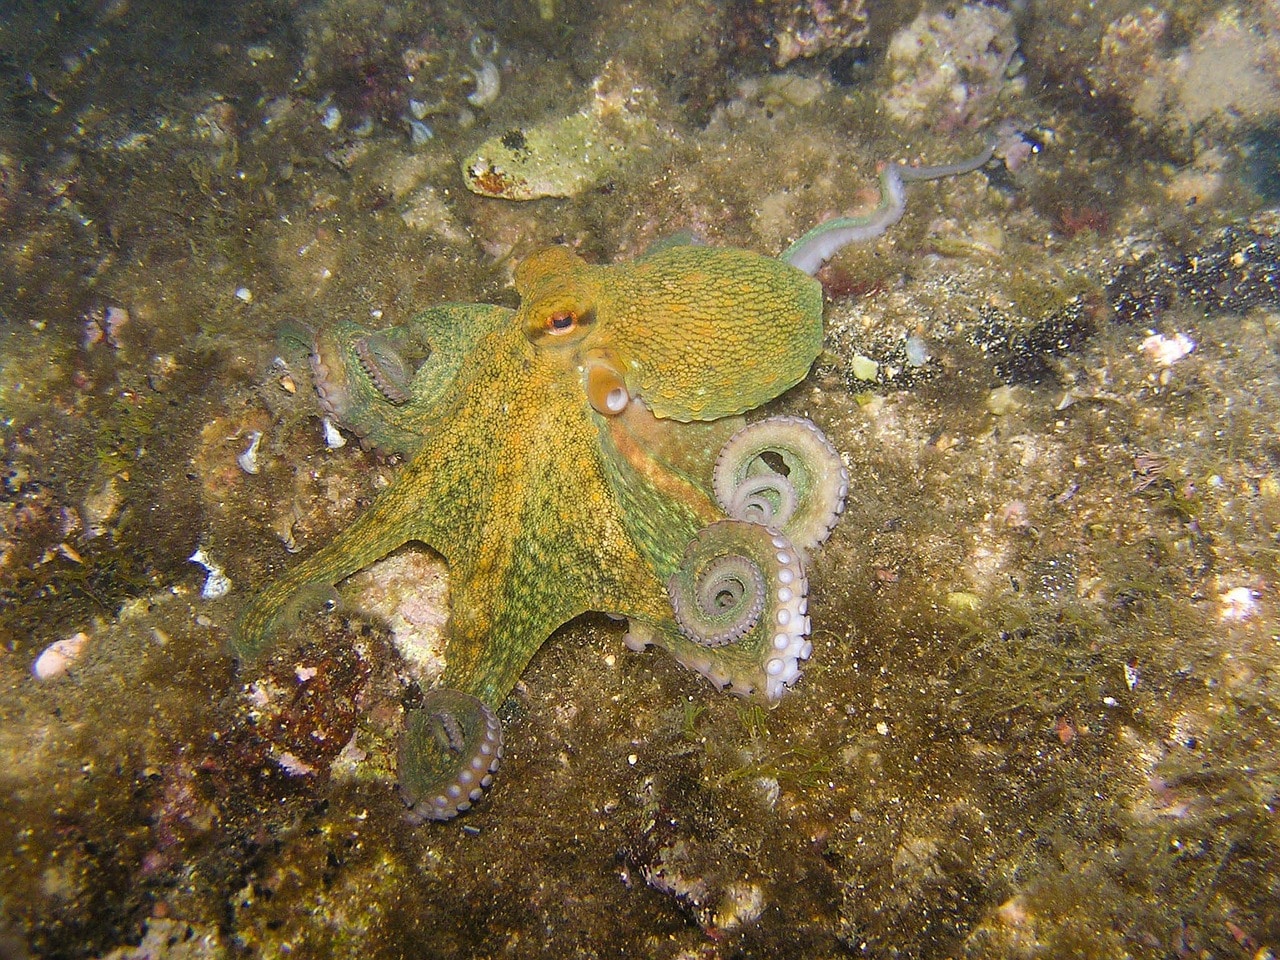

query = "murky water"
(1, 1), (1277, 957)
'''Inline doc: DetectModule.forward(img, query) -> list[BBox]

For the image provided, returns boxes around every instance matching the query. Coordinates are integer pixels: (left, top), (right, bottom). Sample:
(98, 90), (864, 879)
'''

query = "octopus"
(234, 141), (994, 822)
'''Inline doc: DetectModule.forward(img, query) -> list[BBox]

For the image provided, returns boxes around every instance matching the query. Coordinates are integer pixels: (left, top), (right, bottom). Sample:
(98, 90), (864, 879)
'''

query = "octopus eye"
(524, 301), (594, 344)
(548, 311), (576, 334)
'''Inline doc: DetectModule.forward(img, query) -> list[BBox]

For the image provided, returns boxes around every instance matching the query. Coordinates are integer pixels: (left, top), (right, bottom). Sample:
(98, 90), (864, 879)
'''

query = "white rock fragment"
(904, 335), (931, 367)
(190, 547), (232, 599)
(1140, 332), (1195, 366)
(237, 430), (263, 474)
(234, 286), (253, 303)
(985, 384), (1023, 415)
(1123, 662), (1140, 690)
(346, 550), (448, 681)
(322, 418), (347, 449)
(467, 35), (501, 108)
(713, 882), (766, 933)
(32, 632), (90, 681)
(405, 118), (434, 145)
(850, 354), (880, 382)
(275, 751), (318, 776)
(1219, 586), (1259, 621)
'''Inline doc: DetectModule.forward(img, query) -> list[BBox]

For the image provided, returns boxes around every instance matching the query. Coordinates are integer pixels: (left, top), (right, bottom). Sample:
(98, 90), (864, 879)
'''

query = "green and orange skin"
(233, 243), (823, 710)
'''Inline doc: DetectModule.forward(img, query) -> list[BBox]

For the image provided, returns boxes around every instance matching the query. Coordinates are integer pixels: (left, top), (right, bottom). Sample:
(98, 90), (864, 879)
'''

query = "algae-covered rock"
(882, 2), (1025, 131)
(463, 106), (650, 199)
(462, 111), (626, 200)
(462, 65), (656, 200)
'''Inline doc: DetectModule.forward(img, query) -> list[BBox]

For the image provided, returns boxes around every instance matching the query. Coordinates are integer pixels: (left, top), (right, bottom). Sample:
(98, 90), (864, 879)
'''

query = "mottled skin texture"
(234, 243), (826, 813)
(513, 245), (823, 421)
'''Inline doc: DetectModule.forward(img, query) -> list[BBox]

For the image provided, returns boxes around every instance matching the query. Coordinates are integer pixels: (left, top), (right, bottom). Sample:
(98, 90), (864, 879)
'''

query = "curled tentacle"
(311, 323), (427, 421)
(663, 520), (811, 701)
(722, 472), (799, 530)
(398, 688), (503, 823)
(714, 416), (848, 553)
(354, 333), (413, 405)
(310, 328), (354, 426)
(306, 320), (441, 457)
(671, 549), (766, 647)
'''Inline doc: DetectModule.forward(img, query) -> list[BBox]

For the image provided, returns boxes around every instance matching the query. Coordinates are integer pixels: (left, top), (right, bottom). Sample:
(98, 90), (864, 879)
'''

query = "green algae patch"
(463, 108), (652, 200)
(6, 0), (1280, 955)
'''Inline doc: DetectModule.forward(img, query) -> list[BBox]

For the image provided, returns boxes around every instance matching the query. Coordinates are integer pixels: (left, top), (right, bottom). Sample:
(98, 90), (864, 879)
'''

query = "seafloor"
(1, 0), (1278, 957)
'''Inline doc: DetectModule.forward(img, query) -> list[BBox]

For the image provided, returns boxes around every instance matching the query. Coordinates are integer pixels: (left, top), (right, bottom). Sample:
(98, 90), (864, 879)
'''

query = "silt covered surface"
(0, 0), (1278, 957)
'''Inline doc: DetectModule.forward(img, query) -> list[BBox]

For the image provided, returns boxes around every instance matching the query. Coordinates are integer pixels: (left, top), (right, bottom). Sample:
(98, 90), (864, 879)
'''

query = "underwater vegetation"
(0, 0), (1278, 957)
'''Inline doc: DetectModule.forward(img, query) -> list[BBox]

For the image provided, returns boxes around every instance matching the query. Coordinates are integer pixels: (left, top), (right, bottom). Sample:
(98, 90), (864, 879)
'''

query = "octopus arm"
(231, 460), (445, 660)
(625, 521), (813, 702)
(596, 399), (734, 577)
(437, 411), (667, 706)
(398, 399), (668, 822)
(310, 304), (513, 457)
(610, 414), (847, 701)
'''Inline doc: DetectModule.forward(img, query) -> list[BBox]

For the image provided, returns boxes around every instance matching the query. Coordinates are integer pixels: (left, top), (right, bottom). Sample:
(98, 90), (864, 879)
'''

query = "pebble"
(1219, 586), (1259, 621)
(190, 547), (232, 599)
(322, 418), (347, 449)
(849, 354), (880, 381)
(904, 335), (930, 367)
(33, 632), (90, 681)
(1140, 332), (1195, 366)
(406, 118), (434, 145)
(461, 98), (648, 200)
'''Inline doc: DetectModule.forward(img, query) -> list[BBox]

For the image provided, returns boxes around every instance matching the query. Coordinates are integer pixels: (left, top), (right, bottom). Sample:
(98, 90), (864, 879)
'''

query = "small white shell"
(237, 430), (263, 474)
(1140, 332), (1195, 366)
(190, 548), (232, 599)
(467, 35), (500, 108)
(322, 418), (347, 449)
(33, 632), (90, 681)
